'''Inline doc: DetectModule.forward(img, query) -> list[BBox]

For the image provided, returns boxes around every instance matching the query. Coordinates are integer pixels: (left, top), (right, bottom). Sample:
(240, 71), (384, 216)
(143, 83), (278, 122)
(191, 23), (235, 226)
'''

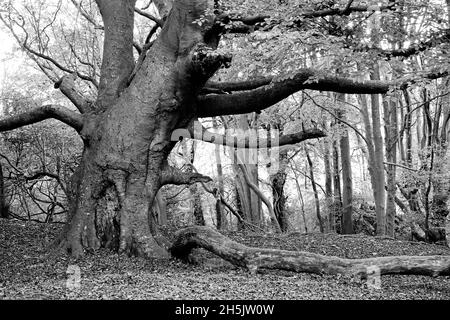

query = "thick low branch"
(161, 164), (213, 186)
(198, 69), (393, 117)
(171, 226), (450, 277)
(0, 105), (83, 132)
(198, 69), (448, 117)
(205, 77), (272, 93)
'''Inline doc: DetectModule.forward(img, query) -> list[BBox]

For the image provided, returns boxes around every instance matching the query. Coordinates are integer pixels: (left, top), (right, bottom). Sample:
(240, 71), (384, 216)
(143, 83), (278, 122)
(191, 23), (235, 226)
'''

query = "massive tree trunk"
(171, 226), (450, 277)
(58, 0), (225, 258)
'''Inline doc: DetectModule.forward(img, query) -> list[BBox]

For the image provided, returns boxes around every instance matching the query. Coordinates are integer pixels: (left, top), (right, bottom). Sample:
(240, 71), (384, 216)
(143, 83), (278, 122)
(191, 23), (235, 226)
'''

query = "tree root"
(170, 226), (450, 277)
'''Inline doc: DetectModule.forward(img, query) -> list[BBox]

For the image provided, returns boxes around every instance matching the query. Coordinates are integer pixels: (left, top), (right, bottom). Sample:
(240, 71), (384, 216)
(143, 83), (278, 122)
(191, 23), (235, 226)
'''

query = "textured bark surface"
(171, 226), (450, 277)
(337, 95), (354, 235)
(370, 65), (386, 236)
(270, 150), (289, 232)
(0, 162), (8, 219)
(59, 0), (225, 258)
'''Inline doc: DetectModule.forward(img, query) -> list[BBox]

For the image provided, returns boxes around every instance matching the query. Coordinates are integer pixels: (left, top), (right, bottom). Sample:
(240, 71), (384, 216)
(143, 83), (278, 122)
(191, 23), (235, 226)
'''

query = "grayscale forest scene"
(0, 0), (450, 301)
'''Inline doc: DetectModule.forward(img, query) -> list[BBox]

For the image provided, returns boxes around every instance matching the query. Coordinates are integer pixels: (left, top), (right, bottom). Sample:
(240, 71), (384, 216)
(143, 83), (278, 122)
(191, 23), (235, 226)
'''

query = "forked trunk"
(58, 0), (226, 258)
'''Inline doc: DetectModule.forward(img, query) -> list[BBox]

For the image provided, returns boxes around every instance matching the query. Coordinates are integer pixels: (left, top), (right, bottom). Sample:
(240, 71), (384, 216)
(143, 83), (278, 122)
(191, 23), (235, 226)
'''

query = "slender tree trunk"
(186, 141), (205, 226)
(270, 149), (289, 232)
(305, 147), (324, 233)
(231, 115), (262, 226)
(291, 162), (308, 233)
(0, 162), (8, 219)
(213, 118), (227, 230)
(337, 100), (354, 234)
(384, 96), (398, 237)
(172, 226), (450, 277)
(323, 128), (334, 232)
(370, 64), (387, 236)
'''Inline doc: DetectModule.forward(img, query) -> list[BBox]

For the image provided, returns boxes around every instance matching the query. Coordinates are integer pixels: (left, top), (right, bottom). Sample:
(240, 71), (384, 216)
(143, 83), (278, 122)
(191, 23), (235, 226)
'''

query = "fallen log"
(170, 226), (450, 277)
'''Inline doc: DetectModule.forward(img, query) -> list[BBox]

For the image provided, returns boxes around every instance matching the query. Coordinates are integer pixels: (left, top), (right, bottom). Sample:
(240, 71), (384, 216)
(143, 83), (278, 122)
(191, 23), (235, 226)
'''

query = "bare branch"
(70, 0), (103, 29)
(0, 105), (83, 132)
(134, 7), (164, 27)
(54, 73), (92, 113)
(198, 69), (393, 117)
(204, 77), (272, 93)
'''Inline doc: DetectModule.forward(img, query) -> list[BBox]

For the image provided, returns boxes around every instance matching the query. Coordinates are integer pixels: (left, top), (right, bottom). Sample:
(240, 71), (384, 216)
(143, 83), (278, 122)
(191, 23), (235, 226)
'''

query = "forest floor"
(1, 219), (450, 300)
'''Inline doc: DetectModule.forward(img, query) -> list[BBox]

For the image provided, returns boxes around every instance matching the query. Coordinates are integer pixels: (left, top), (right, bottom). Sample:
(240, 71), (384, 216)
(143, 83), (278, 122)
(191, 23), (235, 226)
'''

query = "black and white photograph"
(0, 0), (450, 311)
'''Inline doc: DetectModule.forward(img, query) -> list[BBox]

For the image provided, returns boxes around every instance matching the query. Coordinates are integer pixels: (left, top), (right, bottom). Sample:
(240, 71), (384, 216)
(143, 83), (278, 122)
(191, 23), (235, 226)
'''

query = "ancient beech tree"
(1, 0), (450, 277)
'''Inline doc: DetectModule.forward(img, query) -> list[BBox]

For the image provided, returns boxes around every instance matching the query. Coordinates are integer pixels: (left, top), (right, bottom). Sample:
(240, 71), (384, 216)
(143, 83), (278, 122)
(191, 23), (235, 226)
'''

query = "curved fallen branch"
(170, 226), (450, 277)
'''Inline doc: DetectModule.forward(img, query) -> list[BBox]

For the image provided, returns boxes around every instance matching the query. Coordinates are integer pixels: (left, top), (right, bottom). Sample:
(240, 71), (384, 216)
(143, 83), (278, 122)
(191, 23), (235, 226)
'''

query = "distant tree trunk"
(305, 147), (324, 233)
(153, 191), (167, 226)
(332, 137), (342, 202)
(231, 115), (261, 226)
(323, 125), (334, 232)
(291, 162), (308, 233)
(270, 149), (289, 232)
(431, 80), (450, 222)
(370, 64), (386, 236)
(336, 98), (353, 235)
(383, 96), (398, 237)
(213, 118), (227, 230)
(184, 140), (205, 226)
(446, 213), (450, 247)
(238, 163), (281, 232)
(421, 88), (434, 232)
(0, 162), (8, 219)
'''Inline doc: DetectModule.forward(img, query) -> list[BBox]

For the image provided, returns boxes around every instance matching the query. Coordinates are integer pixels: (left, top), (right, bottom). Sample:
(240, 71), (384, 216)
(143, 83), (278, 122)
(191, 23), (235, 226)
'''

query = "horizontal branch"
(204, 77), (272, 93)
(198, 69), (393, 117)
(190, 123), (326, 148)
(198, 69), (448, 117)
(161, 164), (212, 186)
(0, 105), (83, 132)
(218, 2), (396, 34)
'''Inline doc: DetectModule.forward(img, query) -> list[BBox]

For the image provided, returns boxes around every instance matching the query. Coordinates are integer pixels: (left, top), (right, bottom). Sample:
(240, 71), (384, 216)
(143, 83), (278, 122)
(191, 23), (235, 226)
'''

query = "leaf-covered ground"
(1, 219), (450, 300)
